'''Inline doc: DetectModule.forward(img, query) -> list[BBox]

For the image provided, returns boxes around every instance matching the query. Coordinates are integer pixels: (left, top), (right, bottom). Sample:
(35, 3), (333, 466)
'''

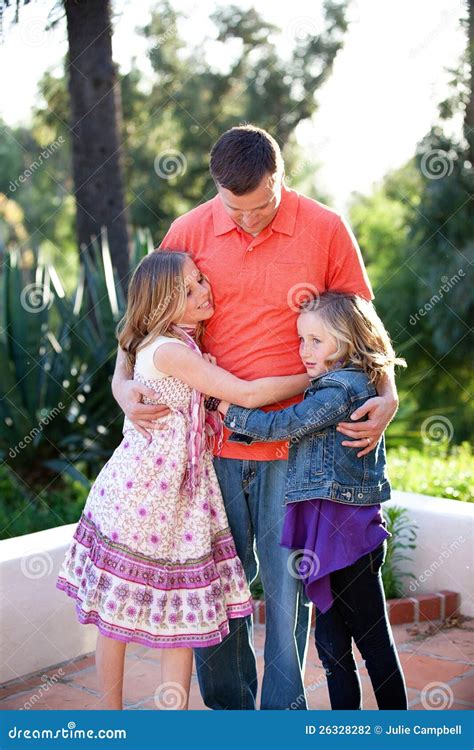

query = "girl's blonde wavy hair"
(300, 292), (406, 385)
(117, 250), (205, 373)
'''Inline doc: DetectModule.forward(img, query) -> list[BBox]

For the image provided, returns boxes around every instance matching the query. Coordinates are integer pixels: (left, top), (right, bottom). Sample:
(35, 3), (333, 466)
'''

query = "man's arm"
(337, 365), (399, 457)
(111, 347), (170, 440)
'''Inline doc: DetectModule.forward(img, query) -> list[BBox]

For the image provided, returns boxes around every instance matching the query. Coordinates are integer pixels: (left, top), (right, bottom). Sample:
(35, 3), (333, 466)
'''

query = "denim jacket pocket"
(309, 432), (325, 477)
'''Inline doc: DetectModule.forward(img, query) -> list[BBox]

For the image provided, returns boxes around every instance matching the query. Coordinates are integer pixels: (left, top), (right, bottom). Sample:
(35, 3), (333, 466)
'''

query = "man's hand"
(337, 396), (398, 457)
(115, 380), (170, 441)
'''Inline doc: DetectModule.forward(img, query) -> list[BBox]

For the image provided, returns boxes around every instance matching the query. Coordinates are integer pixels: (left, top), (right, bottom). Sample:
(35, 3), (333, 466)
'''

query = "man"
(112, 125), (398, 710)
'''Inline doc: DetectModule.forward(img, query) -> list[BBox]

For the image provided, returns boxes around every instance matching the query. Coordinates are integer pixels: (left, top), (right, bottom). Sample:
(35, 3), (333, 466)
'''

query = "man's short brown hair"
(209, 125), (284, 195)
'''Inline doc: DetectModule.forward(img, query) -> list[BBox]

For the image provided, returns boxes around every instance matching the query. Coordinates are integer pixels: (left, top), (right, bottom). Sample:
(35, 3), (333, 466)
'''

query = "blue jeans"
(194, 457), (311, 710)
(314, 542), (408, 710)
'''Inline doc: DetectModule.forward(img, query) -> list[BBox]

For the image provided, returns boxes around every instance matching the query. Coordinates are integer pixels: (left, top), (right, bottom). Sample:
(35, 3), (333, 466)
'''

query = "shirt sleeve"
(159, 219), (187, 251)
(326, 216), (374, 301)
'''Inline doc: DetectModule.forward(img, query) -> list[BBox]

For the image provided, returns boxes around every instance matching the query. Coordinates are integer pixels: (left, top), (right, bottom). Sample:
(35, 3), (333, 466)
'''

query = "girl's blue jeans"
(194, 457), (311, 710)
(314, 541), (408, 709)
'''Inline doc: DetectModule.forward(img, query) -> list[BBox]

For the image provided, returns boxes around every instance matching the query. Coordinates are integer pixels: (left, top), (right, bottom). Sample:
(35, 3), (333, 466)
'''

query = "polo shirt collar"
(212, 185), (299, 237)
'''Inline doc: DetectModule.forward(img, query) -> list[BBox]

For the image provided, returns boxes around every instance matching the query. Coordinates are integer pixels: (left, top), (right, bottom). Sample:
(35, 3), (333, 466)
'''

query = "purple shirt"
(281, 499), (389, 613)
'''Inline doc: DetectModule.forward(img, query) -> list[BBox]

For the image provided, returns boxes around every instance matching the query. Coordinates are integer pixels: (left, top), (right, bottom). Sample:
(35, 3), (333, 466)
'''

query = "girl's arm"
(154, 344), (309, 408)
(219, 380), (354, 443)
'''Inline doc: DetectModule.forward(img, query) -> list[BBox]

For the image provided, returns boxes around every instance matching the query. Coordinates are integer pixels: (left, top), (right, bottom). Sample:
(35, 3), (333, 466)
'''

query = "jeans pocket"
(369, 543), (386, 575)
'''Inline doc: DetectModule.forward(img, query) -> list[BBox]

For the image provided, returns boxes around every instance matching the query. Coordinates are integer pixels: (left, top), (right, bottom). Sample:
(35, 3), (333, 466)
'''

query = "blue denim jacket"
(225, 366), (391, 506)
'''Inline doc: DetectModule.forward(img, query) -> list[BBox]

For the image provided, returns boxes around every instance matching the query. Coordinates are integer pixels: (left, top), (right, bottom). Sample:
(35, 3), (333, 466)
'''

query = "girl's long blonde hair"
(117, 250), (204, 372)
(300, 292), (406, 385)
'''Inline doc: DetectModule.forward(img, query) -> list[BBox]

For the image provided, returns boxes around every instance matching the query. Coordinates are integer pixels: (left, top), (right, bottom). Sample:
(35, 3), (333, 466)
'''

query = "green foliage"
(388, 442), (473, 503)
(0, 229), (152, 490)
(0, 464), (88, 541)
(0, 1), (347, 264)
(381, 506), (417, 600)
(350, 56), (473, 443)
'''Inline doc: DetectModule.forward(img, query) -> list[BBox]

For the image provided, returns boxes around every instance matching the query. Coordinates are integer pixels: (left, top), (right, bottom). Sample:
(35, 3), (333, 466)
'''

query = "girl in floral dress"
(57, 250), (308, 710)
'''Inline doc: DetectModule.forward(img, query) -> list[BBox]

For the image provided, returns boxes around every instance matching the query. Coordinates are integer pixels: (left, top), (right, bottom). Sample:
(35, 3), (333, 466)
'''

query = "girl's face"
(177, 257), (214, 326)
(297, 311), (339, 378)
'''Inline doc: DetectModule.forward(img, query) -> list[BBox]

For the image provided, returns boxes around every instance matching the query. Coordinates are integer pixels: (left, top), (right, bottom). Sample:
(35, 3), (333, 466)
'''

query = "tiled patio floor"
(1, 621), (473, 711)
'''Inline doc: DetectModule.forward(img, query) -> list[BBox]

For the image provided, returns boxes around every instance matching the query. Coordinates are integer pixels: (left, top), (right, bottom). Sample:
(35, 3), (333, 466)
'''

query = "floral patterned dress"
(56, 335), (253, 648)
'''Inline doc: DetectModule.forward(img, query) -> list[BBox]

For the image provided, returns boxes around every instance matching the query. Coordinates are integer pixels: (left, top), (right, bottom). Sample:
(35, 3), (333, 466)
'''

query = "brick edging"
(252, 590), (460, 627)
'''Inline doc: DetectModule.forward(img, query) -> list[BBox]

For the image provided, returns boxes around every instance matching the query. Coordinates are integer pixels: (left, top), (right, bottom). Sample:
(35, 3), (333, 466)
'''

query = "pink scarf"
(172, 325), (223, 496)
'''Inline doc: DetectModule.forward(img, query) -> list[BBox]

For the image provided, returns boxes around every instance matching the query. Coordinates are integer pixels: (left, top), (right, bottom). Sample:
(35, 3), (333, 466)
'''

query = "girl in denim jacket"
(218, 292), (408, 710)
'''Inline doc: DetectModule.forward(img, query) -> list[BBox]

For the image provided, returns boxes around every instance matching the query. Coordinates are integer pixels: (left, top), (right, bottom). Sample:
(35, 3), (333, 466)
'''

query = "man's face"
(217, 172), (283, 235)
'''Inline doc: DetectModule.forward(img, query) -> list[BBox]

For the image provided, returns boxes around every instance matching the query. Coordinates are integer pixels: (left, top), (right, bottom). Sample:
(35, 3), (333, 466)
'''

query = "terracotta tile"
(0, 683), (99, 710)
(399, 653), (471, 690)
(307, 687), (332, 709)
(450, 675), (474, 704)
(410, 701), (470, 711)
(405, 633), (474, 664)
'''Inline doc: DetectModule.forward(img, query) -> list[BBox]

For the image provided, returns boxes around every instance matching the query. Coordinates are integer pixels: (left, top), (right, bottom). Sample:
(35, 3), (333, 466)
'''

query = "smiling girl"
(56, 250), (308, 710)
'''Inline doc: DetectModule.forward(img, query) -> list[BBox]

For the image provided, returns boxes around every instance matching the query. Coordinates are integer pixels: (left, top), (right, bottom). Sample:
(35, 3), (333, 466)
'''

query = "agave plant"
(382, 505), (418, 599)
(0, 228), (153, 491)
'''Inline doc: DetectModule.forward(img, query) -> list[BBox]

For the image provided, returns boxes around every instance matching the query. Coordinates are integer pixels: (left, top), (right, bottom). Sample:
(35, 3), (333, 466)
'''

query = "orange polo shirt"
(160, 186), (373, 461)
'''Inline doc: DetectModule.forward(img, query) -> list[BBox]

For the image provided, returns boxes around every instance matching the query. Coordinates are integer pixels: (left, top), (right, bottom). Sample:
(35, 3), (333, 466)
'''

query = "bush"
(0, 464), (88, 540)
(381, 505), (417, 600)
(387, 442), (473, 502)
(0, 230), (152, 489)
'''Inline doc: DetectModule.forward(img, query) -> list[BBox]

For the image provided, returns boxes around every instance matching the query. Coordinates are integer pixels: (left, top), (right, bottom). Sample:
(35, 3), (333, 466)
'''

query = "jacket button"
(230, 420), (236, 428)
(358, 493), (363, 499)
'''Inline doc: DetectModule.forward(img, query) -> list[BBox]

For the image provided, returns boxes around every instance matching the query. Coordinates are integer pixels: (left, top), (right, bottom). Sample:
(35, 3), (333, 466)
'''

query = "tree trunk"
(64, 0), (130, 287)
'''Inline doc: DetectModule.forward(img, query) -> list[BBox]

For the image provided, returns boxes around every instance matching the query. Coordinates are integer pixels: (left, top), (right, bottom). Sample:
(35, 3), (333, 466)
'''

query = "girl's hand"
(203, 353), (217, 366)
(218, 400), (230, 417)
